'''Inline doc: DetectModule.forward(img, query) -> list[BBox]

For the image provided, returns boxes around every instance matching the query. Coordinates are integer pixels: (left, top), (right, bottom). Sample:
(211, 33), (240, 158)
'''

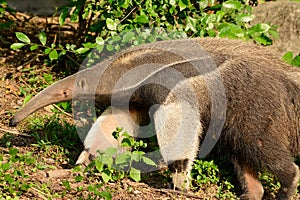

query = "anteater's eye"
(63, 91), (68, 96)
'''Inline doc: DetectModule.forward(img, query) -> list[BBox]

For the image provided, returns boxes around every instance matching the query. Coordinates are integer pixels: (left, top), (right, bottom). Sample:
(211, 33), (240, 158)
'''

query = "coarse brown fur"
(10, 38), (300, 199)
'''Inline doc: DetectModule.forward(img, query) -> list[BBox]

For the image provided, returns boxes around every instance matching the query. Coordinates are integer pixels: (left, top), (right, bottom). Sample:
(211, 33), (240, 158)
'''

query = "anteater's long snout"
(9, 76), (75, 127)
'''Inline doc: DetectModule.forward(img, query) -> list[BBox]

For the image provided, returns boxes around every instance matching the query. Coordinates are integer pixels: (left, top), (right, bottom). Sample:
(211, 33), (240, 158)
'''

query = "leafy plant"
(9, 0), (277, 71)
(88, 127), (156, 183)
(0, 148), (34, 198)
(86, 184), (112, 200)
(191, 159), (236, 199)
(282, 52), (300, 67)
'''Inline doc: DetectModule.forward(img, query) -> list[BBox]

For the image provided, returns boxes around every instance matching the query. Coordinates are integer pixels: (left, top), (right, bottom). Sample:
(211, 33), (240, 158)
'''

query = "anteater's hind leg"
(274, 162), (299, 200)
(260, 142), (300, 200)
(233, 159), (264, 200)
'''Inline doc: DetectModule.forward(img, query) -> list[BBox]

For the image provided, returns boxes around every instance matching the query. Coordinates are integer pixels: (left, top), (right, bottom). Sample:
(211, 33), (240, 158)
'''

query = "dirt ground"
(0, 11), (299, 200)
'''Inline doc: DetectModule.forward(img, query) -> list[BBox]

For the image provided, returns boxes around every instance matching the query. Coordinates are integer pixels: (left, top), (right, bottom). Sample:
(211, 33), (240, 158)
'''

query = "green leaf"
(95, 158), (104, 172)
(215, 10), (225, 22)
(142, 156), (157, 166)
(99, 191), (112, 200)
(83, 42), (96, 48)
(23, 94), (32, 105)
(292, 56), (300, 67)
(19, 86), (26, 96)
(44, 48), (52, 54)
(75, 175), (84, 182)
(59, 7), (69, 26)
(252, 35), (272, 45)
(96, 37), (104, 45)
(236, 14), (255, 23)
(39, 31), (47, 46)
(9, 148), (18, 156)
(43, 73), (53, 84)
(10, 43), (26, 50)
(257, 23), (271, 33)
(115, 152), (131, 166)
(59, 50), (67, 56)
(121, 138), (134, 147)
(222, 0), (241, 10)
(62, 180), (71, 190)
(179, 0), (189, 11)
(112, 131), (120, 140)
(57, 102), (69, 110)
(102, 169), (112, 183)
(134, 13), (149, 24)
(185, 16), (197, 32)
(120, 0), (131, 9)
(282, 52), (293, 64)
(106, 44), (114, 52)
(106, 18), (117, 30)
(30, 44), (39, 51)
(16, 32), (31, 44)
(199, 0), (208, 10)
(131, 151), (144, 162)
(75, 47), (90, 54)
(2, 163), (10, 171)
(268, 29), (279, 39)
(5, 174), (14, 183)
(49, 49), (58, 60)
(169, 0), (176, 6)
(104, 148), (117, 157)
(129, 167), (141, 182)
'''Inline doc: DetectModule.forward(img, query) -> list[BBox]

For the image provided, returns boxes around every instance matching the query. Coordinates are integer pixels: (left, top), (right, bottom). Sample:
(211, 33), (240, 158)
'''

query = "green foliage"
(0, 0), (14, 29)
(282, 52), (300, 67)
(0, 148), (34, 198)
(86, 184), (112, 200)
(26, 114), (79, 151)
(191, 159), (236, 199)
(88, 128), (156, 183)
(0, 0), (6, 16)
(260, 172), (281, 195)
(9, 0), (277, 70)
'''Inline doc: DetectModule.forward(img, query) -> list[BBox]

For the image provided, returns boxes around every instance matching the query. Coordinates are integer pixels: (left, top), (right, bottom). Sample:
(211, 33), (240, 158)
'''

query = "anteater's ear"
(77, 78), (88, 92)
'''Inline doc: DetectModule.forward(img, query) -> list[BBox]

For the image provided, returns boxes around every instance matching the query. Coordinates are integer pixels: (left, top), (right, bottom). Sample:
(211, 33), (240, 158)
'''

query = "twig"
(0, 147), (9, 153)
(66, 54), (81, 67)
(29, 187), (50, 200)
(52, 104), (73, 118)
(120, 3), (141, 23)
(0, 127), (32, 137)
(19, 54), (44, 69)
(53, 33), (57, 45)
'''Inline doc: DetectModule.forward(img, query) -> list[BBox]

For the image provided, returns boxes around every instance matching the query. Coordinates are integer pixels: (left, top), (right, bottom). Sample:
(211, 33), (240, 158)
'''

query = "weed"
(0, 148), (33, 198)
(87, 128), (157, 183)
(191, 159), (236, 199)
